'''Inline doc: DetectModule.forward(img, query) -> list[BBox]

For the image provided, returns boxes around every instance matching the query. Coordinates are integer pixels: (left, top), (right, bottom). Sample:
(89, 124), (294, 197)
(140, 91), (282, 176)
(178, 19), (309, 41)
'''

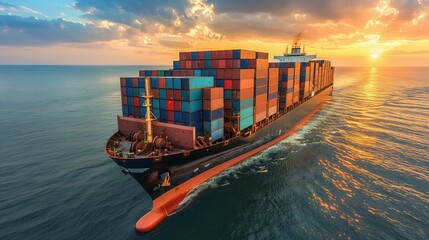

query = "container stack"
(272, 63), (295, 110)
(293, 62), (301, 104)
(120, 77), (147, 119)
(254, 53), (269, 123)
(202, 87), (224, 142)
(299, 62), (311, 100)
(172, 49), (264, 132)
(267, 68), (279, 117)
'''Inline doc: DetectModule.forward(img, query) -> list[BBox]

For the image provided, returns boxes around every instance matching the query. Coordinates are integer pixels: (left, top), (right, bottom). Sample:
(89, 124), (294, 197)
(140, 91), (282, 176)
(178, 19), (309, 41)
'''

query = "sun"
(371, 53), (379, 59)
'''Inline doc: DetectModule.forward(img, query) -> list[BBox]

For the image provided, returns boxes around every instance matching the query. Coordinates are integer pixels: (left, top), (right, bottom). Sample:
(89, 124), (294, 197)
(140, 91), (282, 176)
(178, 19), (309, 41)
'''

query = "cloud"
(0, 1), (48, 17)
(0, 15), (123, 45)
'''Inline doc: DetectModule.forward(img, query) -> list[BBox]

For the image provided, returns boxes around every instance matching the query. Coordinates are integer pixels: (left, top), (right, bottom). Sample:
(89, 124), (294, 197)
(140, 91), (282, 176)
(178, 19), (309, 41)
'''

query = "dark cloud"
(0, 15), (122, 45)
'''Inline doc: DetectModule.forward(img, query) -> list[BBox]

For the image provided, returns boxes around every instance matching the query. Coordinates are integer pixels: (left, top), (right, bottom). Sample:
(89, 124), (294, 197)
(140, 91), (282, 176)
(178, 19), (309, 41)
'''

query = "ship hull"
(107, 85), (333, 232)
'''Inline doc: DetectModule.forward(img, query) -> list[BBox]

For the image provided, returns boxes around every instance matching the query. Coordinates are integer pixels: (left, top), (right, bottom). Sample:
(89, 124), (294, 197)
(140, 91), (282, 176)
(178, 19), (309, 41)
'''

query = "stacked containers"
(267, 68), (279, 117)
(293, 62), (301, 104)
(254, 53), (269, 123)
(174, 49), (258, 132)
(274, 62), (295, 110)
(202, 87), (224, 141)
(120, 77), (147, 119)
(299, 62), (311, 100)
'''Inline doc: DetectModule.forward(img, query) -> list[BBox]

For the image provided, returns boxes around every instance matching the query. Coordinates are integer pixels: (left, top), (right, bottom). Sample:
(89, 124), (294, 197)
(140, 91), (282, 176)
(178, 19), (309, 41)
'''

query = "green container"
(240, 116), (254, 130)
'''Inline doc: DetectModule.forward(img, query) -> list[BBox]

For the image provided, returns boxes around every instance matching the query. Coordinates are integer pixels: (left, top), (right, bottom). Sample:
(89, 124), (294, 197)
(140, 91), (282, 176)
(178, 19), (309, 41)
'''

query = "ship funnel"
(144, 77), (154, 143)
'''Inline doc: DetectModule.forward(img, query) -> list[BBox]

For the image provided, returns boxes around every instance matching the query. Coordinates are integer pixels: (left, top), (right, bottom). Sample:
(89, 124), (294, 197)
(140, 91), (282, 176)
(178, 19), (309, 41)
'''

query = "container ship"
(104, 44), (334, 232)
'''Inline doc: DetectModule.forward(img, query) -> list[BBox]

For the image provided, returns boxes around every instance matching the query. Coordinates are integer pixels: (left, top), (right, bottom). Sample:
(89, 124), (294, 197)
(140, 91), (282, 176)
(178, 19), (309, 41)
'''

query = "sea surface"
(0, 66), (428, 240)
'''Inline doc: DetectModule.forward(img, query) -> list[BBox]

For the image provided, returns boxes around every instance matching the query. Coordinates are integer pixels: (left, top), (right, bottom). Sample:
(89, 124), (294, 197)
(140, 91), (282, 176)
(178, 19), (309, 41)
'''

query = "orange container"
(232, 69), (255, 79)
(158, 78), (166, 88)
(256, 94), (267, 104)
(203, 98), (223, 110)
(232, 78), (254, 90)
(256, 59), (268, 69)
(203, 87), (224, 100)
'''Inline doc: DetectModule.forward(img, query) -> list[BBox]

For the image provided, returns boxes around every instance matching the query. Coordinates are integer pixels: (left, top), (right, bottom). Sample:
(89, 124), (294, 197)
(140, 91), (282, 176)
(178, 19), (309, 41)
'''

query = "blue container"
(160, 110), (167, 121)
(159, 99), (167, 110)
(233, 50), (240, 59)
(126, 78), (133, 87)
(209, 69), (216, 77)
(138, 88), (145, 96)
(204, 60), (211, 68)
(211, 118), (223, 130)
(151, 78), (159, 88)
(282, 75), (288, 81)
(182, 111), (202, 125)
(159, 89), (166, 99)
(194, 69), (202, 76)
(122, 105), (128, 116)
(173, 78), (181, 89)
(241, 59), (249, 68)
(240, 107), (253, 119)
(224, 90), (232, 100)
(240, 116), (254, 130)
(216, 80), (224, 87)
(201, 69), (209, 76)
(165, 70), (172, 76)
(166, 78), (173, 89)
(182, 101), (202, 112)
(132, 88), (139, 96)
(126, 87), (133, 96)
(139, 97), (145, 106)
(139, 107), (147, 117)
(174, 111), (182, 122)
(232, 98), (253, 111)
(127, 97), (133, 105)
(211, 128), (224, 141)
(279, 63), (286, 68)
(269, 92), (277, 100)
(173, 61), (180, 69)
(152, 109), (160, 119)
(280, 97), (286, 103)
(202, 108), (223, 121)
(138, 78), (145, 87)
(128, 105), (134, 115)
(204, 51), (211, 59)
(152, 99), (160, 109)
(144, 70), (152, 76)
(181, 89), (202, 101)
(191, 52), (198, 60)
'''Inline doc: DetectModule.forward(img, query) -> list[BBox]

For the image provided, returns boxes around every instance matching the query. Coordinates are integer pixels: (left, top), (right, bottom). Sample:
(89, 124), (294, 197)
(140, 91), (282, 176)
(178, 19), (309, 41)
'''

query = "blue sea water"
(0, 66), (428, 239)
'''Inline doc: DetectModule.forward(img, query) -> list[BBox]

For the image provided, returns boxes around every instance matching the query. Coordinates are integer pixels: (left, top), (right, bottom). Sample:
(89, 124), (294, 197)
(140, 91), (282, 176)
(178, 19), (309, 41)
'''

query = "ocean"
(0, 66), (428, 239)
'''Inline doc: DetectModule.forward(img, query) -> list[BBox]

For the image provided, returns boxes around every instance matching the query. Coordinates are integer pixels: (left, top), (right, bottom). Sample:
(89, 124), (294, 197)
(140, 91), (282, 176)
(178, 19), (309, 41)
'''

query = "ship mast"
(143, 77), (154, 143)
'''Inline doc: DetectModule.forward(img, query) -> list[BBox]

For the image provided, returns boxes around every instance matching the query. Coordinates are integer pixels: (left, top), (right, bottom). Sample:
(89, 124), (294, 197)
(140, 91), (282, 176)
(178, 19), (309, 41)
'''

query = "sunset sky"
(1, 0), (428, 66)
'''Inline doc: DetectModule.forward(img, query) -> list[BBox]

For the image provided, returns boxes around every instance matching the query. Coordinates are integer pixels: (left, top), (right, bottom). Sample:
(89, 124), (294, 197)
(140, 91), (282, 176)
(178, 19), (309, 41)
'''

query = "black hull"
(109, 85), (333, 200)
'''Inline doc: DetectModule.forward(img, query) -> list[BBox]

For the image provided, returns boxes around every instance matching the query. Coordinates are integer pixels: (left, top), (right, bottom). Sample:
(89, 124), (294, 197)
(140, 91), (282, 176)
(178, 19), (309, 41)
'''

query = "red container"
(167, 111), (175, 122)
(226, 59), (233, 68)
(256, 52), (268, 59)
(152, 89), (159, 98)
(225, 50), (233, 59)
(198, 60), (204, 69)
(198, 51), (204, 60)
(186, 70), (194, 76)
(132, 77), (139, 87)
(166, 90), (174, 100)
(255, 77), (267, 87)
(179, 61), (185, 69)
(185, 61), (191, 69)
(179, 70), (186, 76)
(121, 96), (127, 105)
(218, 59), (226, 68)
(167, 100), (174, 111)
(224, 100), (232, 109)
(232, 88), (253, 100)
(134, 107), (140, 117)
(232, 59), (241, 68)
(139, 71), (145, 77)
(225, 69), (233, 79)
(203, 98), (223, 110)
(121, 87), (126, 96)
(133, 97), (140, 107)
(158, 78), (166, 88)
(192, 60), (198, 69)
(211, 60), (218, 68)
(217, 69), (225, 78)
(219, 50), (226, 59)
(179, 52), (186, 61)
(248, 59), (256, 68)
(151, 70), (158, 76)
(120, 78), (126, 87)
(212, 50), (219, 60)
(173, 90), (181, 101)
(203, 87), (224, 100)
(172, 70), (180, 76)
(174, 101), (182, 111)
(224, 80), (232, 89)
